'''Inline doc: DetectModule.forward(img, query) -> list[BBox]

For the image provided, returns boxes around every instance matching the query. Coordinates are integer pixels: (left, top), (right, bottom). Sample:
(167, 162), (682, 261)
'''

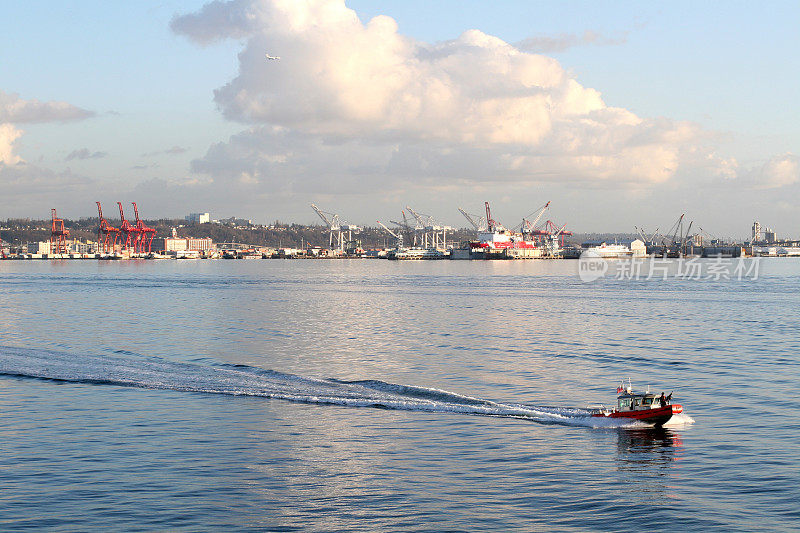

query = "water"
(0, 259), (798, 531)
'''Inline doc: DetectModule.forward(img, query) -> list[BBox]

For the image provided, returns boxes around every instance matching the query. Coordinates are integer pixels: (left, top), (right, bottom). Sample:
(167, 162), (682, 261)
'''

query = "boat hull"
(592, 404), (682, 426)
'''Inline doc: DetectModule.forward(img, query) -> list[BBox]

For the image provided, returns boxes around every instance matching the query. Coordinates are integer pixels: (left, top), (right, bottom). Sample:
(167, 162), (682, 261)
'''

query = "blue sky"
(1, 1), (798, 237)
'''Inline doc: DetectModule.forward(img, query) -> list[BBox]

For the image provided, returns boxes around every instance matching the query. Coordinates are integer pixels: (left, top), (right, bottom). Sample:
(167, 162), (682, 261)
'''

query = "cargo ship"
(466, 202), (545, 258)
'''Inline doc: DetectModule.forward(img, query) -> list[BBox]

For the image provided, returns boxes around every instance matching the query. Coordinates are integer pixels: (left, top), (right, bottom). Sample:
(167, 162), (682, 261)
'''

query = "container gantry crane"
(50, 208), (70, 254)
(131, 202), (156, 253)
(310, 203), (360, 252)
(117, 201), (139, 252)
(96, 201), (120, 253)
(406, 206), (451, 249)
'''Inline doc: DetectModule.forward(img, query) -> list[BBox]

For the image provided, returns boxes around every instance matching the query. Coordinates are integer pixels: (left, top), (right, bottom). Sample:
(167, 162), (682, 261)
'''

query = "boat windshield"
(618, 394), (663, 410)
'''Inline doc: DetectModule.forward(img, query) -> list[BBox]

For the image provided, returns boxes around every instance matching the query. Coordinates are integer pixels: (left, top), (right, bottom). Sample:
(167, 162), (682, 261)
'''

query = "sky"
(1, 0), (798, 238)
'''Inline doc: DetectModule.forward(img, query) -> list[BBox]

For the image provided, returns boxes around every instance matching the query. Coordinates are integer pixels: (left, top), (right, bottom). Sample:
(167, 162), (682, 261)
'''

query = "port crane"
(679, 220), (694, 256)
(653, 214), (684, 255)
(132, 202), (156, 254)
(376, 220), (403, 248)
(310, 203), (360, 252)
(484, 201), (501, 232)
(96, 202), (120, 253)
(117, 201), (139, 252)
(649, 227), (660, 244)
(50, 208), (70, 254)
(658, 213), (696, 256)
(545, 222), (570, 256)
(406, 206), (451, 249)
(390, 211), (418, 247)
(458, 208), (487, 232)
(513, 201), (550, 237)
(634, 225), (661, 246)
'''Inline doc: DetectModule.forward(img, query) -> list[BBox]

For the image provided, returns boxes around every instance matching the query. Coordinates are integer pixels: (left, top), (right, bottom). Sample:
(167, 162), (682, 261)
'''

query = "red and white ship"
(467, 202), (543, 256)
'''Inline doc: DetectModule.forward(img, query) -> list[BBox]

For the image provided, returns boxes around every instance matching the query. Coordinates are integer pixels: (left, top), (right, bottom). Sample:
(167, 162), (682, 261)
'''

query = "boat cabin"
(617, 391), (665, 411)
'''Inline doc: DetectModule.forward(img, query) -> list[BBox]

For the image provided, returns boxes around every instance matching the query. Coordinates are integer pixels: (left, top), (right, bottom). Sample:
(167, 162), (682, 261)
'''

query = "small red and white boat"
(590, 380), (683, 426)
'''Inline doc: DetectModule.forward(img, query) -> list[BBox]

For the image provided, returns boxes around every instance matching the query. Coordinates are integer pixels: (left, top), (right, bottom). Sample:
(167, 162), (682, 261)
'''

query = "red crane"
(50, 208), (70, 254)
(117, 201), (139, 252)
(541, 219), (573, 248)
(485, 201), (497, 232)
(96, 202), (120, 253)
(131, 202), (156, 253)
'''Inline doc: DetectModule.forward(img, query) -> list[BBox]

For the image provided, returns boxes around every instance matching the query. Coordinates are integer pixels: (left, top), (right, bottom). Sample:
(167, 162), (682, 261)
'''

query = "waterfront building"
(153, 237), (214, 252)
(629, 239), (647, 257)
(30, 241), (51, 254)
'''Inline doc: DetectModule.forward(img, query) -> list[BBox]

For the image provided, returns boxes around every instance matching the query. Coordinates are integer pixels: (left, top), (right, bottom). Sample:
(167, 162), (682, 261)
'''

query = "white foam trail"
(0, 346), (687, 429)
(663, 412), (695, 427)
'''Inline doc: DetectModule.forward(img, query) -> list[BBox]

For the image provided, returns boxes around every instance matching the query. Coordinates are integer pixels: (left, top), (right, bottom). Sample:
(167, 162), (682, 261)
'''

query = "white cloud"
(0, 90), (94, 124)
(752, 153), (799, 189)
(0, 123), (23, 165)
(172, 0), (705, 188)
(1, 90), (96, 169)
(0, 91), (98, 213)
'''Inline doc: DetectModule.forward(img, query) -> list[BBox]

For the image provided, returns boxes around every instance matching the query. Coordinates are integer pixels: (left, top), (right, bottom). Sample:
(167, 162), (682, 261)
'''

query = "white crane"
(405, 206), (451, 249)
(546, 223), (569, 256)
(391, 211), (418, 247)
(310, 203), (360, 252)
(377, 220), (403, 248)
(458, 207), (487, 232)
(517, 201), (550, 235)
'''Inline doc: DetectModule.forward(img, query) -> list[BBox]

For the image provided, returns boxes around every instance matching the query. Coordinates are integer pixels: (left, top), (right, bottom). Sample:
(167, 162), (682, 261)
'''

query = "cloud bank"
(1, 90), (96, 166)
(172, 0), (728, 195)
(0, 90), (95, 124)
(1, 91), (97, 212)
(0, 124), (23, 166)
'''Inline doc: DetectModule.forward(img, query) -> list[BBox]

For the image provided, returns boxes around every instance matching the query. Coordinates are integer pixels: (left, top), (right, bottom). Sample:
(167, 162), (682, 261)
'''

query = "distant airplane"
(265, 54), (280, 60)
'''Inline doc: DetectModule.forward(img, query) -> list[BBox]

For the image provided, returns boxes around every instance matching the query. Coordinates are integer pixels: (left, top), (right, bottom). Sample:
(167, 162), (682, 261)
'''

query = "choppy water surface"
(0, 259), (798, 531)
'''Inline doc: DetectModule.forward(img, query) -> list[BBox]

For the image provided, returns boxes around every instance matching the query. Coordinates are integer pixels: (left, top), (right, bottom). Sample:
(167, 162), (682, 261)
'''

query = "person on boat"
(659, 392), (666, 407)
(665, 392), (672, 404)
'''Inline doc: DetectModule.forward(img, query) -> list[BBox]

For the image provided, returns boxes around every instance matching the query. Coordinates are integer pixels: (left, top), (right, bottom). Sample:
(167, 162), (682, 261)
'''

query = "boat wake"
(0, 346), (691, 429)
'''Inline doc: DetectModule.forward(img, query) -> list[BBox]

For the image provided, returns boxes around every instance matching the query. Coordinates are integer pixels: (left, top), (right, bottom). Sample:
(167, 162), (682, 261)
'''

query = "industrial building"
(186, 212), (210, 224)
(152, 236), (214, 253)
